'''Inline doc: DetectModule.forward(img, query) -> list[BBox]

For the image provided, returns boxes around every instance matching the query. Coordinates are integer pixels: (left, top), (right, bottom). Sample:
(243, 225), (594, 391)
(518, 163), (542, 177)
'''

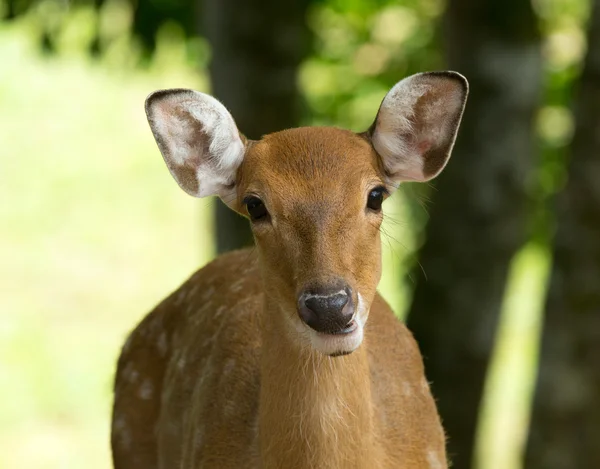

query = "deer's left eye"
(244, 196), (269, 221)
(367, 187), (386, 212)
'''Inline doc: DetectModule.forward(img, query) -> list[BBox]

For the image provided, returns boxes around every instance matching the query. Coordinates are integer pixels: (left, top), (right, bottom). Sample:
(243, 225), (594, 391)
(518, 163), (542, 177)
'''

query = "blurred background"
(1, 0), (598, 468)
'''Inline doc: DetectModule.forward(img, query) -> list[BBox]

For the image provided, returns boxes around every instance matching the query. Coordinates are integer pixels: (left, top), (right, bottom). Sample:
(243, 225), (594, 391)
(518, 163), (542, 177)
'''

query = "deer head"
(145, 72), (468, 357)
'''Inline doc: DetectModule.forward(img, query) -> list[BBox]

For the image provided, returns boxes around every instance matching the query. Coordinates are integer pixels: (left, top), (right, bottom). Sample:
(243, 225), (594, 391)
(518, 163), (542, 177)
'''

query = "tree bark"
(405, 1), (542, 467)
(526, 2), (600, 467)
(200, 0), (312, 253)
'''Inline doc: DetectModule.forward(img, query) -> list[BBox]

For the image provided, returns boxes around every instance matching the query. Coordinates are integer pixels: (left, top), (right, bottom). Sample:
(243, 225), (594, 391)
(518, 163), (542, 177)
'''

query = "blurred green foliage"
(302, 0), (443, 129)
(0, 17), (212, 468)
(0, 0), (590, 468)
(532, 0), (590, 243)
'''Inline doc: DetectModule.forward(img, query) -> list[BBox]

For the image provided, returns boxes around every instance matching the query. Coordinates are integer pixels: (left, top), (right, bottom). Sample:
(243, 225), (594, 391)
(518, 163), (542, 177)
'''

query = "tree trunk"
(405, 1), (542, 467)
(526, 2), (600, 467)
(200, 0), (312, 253)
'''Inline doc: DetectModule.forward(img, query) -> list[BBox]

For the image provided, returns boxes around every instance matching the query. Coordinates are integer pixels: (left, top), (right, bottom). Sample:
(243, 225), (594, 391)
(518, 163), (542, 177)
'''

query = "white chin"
(308, 321), (364, 356)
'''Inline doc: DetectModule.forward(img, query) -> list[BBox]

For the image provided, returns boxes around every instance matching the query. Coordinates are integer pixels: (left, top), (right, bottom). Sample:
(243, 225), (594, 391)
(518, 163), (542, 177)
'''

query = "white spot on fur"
(426, 449), (444, 469)
(138, 379), (154, 400)
(128, 369), (140, 384)
(214, 305), (226, 318)
(177, 357), (186, 370)
(202, 285), (216, 301)
(320, 394), (341, 421)
(187, 284), (199, 299)
(113, 415), (132, 450)
(223, 399), (237, 418)
(402, 381), (412, 397)
(122, 362), (139, 384)
(223, 358), (236, 377)
(175, 289), (187, 306)
(185, 302), (198, 316)
(157, 332), (168, 356)
(252, 412), (259, 435)
(230, 279), (245, 292)
(202, 336), (215, 348)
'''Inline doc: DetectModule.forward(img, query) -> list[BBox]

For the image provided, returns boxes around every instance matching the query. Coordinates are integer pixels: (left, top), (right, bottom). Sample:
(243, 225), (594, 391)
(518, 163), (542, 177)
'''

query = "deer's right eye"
(367, 187), (386, 212)
(244, 196), (269, 221)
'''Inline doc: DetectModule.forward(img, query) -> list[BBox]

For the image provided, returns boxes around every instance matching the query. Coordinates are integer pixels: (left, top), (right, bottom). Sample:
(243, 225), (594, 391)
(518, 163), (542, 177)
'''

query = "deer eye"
(367, 187), (386, 212)
(244, 196), (268, 221)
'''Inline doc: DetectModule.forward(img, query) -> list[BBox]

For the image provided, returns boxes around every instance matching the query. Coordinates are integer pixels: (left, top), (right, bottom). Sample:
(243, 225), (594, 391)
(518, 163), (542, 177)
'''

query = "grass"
(0, 18), (549, 469)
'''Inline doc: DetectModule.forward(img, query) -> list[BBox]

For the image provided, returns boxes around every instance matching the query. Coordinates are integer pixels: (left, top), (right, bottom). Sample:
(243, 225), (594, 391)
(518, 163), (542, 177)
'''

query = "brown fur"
(112, 127), (447, 469)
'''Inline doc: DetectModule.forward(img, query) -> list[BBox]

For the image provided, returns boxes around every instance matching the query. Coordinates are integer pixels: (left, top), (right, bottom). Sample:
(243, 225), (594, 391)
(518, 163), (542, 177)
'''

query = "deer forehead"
(238, 127), (384, 206)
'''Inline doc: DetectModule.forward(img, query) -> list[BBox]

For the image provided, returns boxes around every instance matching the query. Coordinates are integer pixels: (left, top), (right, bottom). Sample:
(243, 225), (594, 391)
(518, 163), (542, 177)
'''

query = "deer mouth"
(308, 318), (364, 356)
(326, 319), (358, 335)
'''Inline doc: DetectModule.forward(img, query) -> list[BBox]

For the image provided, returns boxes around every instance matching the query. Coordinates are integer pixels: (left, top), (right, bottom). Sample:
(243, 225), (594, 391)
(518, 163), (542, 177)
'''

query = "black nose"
(298, 285), (355, 334)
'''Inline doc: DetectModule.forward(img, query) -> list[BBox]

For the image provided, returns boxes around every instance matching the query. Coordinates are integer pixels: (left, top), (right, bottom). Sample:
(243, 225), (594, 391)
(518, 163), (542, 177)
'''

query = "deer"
(111, 71), (468, 469)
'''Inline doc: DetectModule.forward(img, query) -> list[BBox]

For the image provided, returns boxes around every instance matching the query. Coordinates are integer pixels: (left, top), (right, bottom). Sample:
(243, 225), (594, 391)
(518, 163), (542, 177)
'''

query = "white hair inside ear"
(145, 89), (246, 199)
(370, 71), (468, 185)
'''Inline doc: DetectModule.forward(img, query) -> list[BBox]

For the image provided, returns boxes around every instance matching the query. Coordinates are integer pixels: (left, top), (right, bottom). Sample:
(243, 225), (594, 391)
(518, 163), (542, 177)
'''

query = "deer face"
(236, 128), (386, 355)
(145, 72), (468, 356)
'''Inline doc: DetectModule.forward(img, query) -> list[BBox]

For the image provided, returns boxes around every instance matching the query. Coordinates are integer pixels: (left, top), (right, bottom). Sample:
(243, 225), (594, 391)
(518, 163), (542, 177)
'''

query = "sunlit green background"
(0, 0), (587, 468)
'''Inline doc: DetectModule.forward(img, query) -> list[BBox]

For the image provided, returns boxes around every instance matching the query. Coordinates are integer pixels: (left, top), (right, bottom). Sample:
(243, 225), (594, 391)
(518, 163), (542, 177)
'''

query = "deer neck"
(258, 298), (381, 469)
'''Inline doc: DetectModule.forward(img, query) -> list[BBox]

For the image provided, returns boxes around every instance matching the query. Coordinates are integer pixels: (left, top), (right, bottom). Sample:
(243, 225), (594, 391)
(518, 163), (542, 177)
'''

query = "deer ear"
(368, 71), (468, 184)
(145, 89), (246, 199)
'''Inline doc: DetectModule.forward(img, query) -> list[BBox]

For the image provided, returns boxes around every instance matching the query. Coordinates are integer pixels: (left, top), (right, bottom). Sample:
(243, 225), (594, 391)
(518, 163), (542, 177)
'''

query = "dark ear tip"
(422, 71), (469, 94)
(144, 91), (159, 118)
(144, 88), (197, 117)
(446, 71), (469, 97)
(144, 89), (170, 118)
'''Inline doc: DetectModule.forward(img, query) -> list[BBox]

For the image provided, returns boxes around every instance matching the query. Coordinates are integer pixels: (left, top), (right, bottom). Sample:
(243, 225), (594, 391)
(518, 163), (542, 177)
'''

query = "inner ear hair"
(145, 89), (247, 199)
(368, 71), (468, 184)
